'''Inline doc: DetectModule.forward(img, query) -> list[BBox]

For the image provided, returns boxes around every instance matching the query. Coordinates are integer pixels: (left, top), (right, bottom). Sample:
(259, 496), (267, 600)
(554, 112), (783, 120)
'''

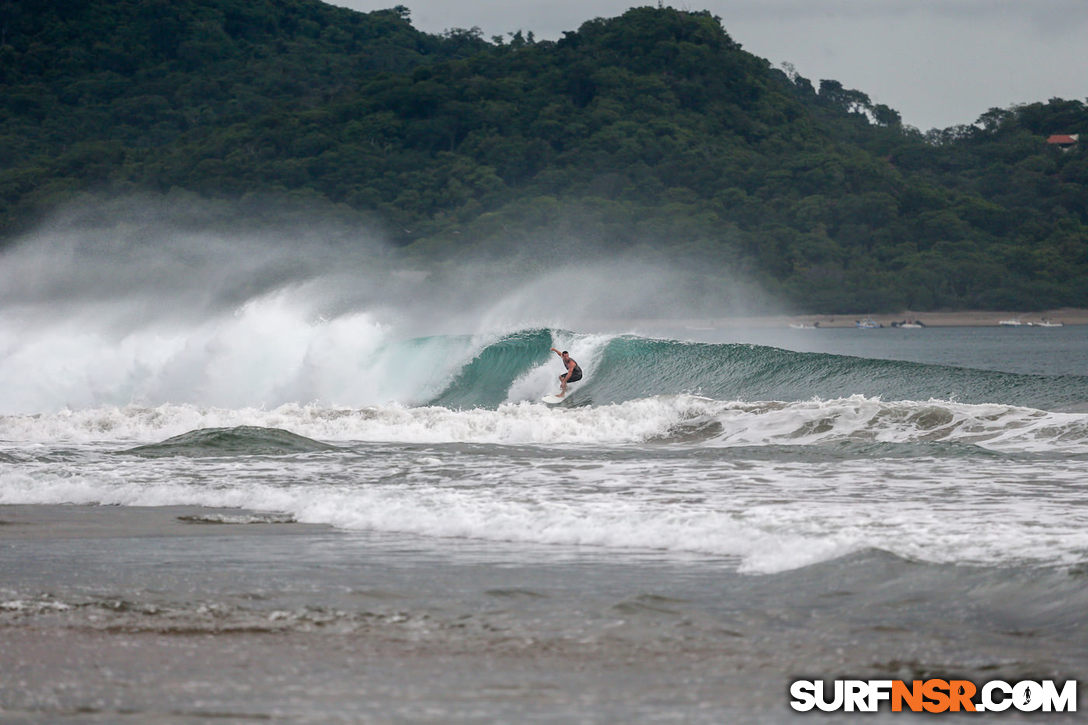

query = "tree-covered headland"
(2, 0), (1086, 312)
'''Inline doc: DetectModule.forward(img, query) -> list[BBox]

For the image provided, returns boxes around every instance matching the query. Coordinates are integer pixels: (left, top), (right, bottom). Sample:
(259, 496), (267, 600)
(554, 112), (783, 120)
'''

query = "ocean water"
(4, 326), (1088, 572)
(1, 225), (1087, 721)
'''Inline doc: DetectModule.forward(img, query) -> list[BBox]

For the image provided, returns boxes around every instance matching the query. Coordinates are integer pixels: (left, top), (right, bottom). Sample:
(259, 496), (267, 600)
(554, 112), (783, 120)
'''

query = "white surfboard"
(541, 394), (566, 404)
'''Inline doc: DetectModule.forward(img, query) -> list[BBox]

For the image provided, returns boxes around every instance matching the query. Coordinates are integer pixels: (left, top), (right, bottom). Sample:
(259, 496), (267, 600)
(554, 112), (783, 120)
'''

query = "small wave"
(121, 426), (338, 457)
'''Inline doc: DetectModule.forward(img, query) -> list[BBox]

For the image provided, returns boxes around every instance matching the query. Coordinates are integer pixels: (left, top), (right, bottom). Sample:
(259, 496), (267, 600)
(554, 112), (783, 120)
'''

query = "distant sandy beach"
(618, 308), (1088, 331)
(776, 307), (1088, 329)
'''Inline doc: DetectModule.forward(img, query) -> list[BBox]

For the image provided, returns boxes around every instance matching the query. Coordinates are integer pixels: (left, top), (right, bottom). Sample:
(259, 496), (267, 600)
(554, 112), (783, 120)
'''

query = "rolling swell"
(428, 330), (1088, 410)
(586, 338), (1088, 410)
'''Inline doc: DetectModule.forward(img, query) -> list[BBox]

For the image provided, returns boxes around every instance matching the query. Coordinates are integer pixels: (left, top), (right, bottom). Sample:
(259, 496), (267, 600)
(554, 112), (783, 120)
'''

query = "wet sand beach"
(0, 505), (787, 723)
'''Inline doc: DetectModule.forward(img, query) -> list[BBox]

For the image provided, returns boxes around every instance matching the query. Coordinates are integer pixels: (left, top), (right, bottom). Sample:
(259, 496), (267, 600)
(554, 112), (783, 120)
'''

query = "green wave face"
(426, 331), (1088, 410)
(429, 329), (554, 409)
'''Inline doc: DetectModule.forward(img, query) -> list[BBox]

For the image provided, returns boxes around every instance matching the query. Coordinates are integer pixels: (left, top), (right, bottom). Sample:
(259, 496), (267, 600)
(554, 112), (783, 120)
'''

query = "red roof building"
(1047, 134), (1079, 148)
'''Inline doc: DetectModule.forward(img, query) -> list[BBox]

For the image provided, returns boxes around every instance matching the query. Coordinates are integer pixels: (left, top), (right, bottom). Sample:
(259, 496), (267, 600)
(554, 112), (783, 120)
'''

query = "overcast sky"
(330, 0), (1087, 131)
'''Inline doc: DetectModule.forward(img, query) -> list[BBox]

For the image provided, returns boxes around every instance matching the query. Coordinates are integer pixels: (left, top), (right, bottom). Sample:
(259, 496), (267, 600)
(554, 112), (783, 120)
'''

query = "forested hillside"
(2, 0), (1086, 311)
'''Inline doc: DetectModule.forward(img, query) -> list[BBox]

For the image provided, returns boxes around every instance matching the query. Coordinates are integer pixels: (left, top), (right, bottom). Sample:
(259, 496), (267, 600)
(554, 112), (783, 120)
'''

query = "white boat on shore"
(998, 319), (1024, 326)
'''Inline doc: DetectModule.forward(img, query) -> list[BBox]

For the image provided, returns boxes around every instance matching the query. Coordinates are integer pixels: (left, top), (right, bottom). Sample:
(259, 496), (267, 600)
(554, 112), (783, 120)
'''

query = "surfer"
(550, 347), (582, 397)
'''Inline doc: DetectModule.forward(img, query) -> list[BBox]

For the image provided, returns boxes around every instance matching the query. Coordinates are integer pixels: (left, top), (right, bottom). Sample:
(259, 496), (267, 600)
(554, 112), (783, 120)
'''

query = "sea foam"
(2, 395), (1087, 453)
